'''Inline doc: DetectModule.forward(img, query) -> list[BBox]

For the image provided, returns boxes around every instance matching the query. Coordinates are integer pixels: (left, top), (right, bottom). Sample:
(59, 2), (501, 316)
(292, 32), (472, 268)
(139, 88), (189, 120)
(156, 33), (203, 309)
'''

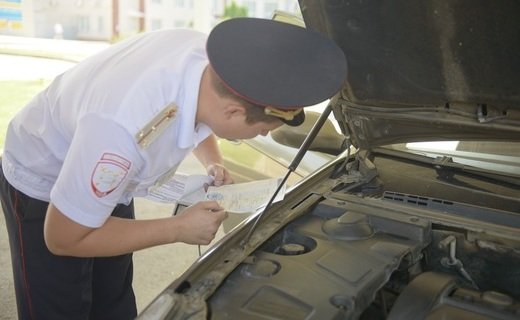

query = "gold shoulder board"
(135, 102), (178, 148)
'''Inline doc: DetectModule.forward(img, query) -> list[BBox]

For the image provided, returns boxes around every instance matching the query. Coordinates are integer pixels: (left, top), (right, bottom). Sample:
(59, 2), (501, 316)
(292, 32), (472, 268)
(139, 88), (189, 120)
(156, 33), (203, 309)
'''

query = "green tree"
(223, 1), (248, 18)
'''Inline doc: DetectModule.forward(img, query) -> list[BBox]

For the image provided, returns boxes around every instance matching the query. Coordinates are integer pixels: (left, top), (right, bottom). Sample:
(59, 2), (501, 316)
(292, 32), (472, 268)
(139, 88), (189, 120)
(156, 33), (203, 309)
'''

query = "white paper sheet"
(205, 177), (285, 214)
(146, 173), (213, 203)
(146, 174), (286, 214)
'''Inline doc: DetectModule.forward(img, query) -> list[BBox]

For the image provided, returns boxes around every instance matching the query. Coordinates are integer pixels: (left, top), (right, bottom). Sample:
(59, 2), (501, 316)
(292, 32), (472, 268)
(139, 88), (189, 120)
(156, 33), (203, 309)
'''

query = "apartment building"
(0, 0), (300, 41)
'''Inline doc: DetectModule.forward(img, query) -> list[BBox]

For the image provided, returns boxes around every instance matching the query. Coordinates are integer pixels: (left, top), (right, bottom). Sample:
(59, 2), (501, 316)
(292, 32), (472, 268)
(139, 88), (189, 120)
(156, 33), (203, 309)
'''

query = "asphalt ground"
(0, 44), (226, 318)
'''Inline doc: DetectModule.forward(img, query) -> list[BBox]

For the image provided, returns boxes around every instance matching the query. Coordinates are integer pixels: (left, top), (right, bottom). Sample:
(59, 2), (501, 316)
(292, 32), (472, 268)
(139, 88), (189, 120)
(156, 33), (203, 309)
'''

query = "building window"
(97, 16), (104, 33)
(151, 19), (162, 30)
(174, 0), (194, 9)
(211, 0), (221, 15)
(78, 16), (90, 33)
(173, 19), (186, 28)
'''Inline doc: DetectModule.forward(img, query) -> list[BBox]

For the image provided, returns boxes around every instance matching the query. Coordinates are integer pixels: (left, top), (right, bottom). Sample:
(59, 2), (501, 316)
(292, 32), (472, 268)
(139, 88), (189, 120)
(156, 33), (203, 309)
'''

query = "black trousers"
(0, 165), (137, 320)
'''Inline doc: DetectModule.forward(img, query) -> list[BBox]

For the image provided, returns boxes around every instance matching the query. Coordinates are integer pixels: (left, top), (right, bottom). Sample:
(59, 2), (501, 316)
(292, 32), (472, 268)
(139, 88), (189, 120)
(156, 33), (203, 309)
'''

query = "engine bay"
(207, 152), (520, 319)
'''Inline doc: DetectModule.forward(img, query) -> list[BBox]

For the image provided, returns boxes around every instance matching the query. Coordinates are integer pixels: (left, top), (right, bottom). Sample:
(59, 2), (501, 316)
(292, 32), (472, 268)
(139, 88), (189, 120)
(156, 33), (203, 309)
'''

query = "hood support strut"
(240, 97), (337, 247)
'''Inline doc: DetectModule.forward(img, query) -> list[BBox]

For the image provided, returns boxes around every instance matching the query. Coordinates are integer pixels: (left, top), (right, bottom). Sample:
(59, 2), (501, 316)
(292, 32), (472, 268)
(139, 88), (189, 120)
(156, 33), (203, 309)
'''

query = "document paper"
(206, 178), (285, 213)
(146, 173), (285, 214)
(146, 173), (213, 204)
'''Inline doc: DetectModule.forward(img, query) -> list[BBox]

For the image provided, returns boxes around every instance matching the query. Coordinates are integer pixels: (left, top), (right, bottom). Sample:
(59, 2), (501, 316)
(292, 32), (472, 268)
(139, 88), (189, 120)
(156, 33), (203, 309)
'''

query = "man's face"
(212, 117), (284, 140)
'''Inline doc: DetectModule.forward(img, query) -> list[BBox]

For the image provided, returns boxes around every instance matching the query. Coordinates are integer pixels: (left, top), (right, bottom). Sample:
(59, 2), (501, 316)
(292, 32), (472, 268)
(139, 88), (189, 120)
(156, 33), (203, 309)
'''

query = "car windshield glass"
(385, 141), (520, 175)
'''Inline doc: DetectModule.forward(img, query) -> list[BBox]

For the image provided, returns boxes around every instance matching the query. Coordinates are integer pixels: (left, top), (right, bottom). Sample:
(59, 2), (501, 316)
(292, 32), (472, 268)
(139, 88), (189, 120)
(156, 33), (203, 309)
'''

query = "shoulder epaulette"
(135, 102), (178, 148)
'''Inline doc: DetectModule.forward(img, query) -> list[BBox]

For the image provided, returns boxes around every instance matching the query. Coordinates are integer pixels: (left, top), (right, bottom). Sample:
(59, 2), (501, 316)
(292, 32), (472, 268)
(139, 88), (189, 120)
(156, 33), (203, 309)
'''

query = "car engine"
(206, 151), (520, 320)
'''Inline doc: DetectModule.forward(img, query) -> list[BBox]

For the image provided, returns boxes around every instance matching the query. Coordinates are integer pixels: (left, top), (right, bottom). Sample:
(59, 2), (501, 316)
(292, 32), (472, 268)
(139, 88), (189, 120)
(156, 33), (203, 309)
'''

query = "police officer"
(0, 17), (347, 319)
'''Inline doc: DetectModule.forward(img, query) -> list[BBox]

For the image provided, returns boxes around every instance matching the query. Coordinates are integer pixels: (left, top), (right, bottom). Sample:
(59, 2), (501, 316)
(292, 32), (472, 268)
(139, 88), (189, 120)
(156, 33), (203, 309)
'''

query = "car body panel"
(219, 135), (334, 186)
(300, 0), (519, 110)
(301, 0), (520, 149)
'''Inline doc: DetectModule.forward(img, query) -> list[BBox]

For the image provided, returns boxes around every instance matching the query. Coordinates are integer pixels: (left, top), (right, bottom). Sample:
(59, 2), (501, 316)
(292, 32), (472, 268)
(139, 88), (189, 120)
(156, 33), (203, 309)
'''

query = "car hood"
(299, 1), (520, 149)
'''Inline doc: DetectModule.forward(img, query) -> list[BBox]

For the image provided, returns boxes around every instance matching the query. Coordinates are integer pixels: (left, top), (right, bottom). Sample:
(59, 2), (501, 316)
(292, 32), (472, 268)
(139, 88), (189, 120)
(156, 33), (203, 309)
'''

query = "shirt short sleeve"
(50, 113), (143, 228)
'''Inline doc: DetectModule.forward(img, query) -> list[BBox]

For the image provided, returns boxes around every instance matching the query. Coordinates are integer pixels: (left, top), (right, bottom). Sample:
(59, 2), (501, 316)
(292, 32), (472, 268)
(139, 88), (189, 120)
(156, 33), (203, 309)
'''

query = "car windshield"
(385, 141), (520, 175)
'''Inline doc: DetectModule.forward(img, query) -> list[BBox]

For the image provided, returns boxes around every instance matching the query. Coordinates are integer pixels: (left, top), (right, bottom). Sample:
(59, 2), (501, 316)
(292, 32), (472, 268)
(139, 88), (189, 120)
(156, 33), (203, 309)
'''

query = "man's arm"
(192, 134), (233, 186)
(44, 201), (227, 257)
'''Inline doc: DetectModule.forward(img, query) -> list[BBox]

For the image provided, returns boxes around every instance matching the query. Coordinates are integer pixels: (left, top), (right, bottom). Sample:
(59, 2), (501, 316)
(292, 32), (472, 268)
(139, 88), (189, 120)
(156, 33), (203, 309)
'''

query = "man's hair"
(209, 68), (280, 124)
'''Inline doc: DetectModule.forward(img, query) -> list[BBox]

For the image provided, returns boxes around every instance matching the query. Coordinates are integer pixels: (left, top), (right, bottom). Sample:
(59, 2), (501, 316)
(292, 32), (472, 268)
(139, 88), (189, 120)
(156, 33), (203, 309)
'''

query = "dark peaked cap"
(206, 17), (347, 126)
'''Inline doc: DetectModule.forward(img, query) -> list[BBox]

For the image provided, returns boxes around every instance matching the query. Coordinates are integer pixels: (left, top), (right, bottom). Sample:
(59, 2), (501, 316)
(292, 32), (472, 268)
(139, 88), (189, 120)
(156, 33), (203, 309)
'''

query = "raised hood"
(299, 1), (520, 149)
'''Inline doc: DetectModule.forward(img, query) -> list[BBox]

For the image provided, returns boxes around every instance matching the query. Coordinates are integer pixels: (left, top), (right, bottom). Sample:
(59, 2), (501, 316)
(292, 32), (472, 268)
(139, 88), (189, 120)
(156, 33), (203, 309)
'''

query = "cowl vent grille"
(383, 192), (454, 208)
(382, 191), (519, 228)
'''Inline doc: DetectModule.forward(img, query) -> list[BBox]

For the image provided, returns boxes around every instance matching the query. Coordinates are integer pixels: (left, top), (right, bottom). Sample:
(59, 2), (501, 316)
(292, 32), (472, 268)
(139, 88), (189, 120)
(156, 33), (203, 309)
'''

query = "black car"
(138, 1), (520, 319)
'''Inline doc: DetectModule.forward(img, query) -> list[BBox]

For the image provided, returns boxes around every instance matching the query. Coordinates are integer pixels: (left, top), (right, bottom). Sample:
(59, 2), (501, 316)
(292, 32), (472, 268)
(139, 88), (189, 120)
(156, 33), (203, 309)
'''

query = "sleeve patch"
(90, 153), (131, 198)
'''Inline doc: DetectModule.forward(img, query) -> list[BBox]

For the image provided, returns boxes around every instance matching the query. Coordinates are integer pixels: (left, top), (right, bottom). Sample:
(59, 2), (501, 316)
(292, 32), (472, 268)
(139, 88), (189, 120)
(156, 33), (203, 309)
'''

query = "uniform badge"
(91, 153), (131, 197)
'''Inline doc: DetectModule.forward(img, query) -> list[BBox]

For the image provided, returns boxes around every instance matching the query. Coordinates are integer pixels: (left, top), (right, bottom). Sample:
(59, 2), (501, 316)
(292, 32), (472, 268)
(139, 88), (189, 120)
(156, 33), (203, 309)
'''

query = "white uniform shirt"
(2, 29), (212, 227)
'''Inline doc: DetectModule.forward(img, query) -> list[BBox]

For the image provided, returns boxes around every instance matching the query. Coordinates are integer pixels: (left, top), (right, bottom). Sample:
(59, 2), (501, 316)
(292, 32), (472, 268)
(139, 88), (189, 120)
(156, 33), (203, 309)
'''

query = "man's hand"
(172, 201), (228, 245)
(192, 134), (234, 187)
(206, 163), (233, 187)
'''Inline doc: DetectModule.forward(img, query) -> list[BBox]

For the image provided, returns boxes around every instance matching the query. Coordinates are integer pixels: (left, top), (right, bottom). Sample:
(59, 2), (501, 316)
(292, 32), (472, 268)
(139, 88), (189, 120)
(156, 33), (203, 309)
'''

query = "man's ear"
(222, 103), (246, 119)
